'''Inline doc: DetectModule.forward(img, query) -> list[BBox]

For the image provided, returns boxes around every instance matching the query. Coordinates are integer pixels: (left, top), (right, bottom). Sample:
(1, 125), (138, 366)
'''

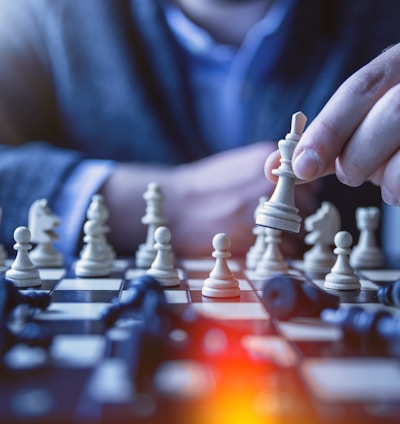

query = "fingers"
(380, 149), (400, 205)
(368, 150), (400, 205)
(263, 149), (280, 183)
(292, 43), (400, 181)
(335, 83), (400, 187)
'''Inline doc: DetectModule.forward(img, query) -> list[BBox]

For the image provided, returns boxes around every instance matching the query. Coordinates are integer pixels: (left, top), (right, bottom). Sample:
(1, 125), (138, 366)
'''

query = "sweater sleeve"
(52, 159), (115, 263)
(0, 1), (86, 254)
(0, 142), (84, 252)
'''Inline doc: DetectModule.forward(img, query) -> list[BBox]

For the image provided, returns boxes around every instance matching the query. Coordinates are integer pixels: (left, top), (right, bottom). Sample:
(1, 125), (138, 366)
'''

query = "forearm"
(100, 142), (318, 258)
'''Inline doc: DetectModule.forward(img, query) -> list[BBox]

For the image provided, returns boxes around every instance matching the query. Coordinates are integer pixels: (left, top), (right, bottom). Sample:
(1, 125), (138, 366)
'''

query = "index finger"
(292, 43), (400, 180)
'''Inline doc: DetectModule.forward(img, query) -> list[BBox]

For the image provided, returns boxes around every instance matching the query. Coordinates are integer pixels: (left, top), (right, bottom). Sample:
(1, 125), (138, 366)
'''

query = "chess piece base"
(324, 273), (361, 291)
(75, 260), (111, 278)
(350, 247), (384, 269)
(256, 202), (301, 233)
(202, 277), (240, 298)
(6, 269), (41, 288)
(147, 268), (180, 287)
(255, 261), (289, 279)
(30, 251), (63, 268)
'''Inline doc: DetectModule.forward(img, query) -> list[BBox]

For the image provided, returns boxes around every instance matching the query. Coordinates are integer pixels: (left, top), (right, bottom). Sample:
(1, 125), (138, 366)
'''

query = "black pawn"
(321, 306), (393, 351)
(377, 279), (400, 308)
(262, 275), (340, 320)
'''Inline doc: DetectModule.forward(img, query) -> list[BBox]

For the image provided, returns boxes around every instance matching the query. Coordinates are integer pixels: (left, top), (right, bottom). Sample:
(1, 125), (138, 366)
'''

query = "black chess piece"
(377, 279), (400, 308)
(102, 275), (167, 330)
(101, 275), (171, 391)
(261, 274), (340, 320)
(321, 306), (400, 353)
(102, 274), (247, 361)
(2, 276), (51, 314)
(0, 277), (52, 361)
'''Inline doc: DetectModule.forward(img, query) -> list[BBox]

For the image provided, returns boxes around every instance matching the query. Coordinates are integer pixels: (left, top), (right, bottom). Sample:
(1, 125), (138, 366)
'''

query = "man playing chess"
(0, 0), (398, 262)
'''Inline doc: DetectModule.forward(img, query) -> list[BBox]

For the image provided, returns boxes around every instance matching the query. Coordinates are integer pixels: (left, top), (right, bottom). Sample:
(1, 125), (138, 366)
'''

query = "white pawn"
(246, 196), (268, 270)
(324, 231), (361, 291)
(75, 220), (112, 277)
(6, 226), (41, 288)
(350, 207), (384, 269)
(202, 233), (240, 298)
(147, 226), (180, 287)
(136, 182), (167, 269)
(255, 228), (288, 278)
(86, 194), (115, 265)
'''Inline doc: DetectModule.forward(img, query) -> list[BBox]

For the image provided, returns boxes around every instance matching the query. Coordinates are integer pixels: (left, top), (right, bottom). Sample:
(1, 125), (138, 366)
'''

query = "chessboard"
(2, 253), (400, 424)
(1, 109), (399, 424)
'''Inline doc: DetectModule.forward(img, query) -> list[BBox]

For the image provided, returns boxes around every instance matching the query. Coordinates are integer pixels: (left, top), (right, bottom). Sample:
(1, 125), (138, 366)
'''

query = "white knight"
(28, 198), (63, 267)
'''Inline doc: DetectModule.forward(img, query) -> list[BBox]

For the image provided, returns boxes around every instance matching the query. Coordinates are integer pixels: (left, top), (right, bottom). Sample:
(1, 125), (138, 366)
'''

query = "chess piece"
(75, 220), (112, 277)
(86, 194), (116, 265)
(28, 198), (63, 267)
(0, 267), (52, 360)
(136, 182), (167, 269)
(303, 202), (341, 277)
(6, 227), (42, 288)
(321, 306), (396, 352)
(377, 279), (400, 308)
(0, 208), (7, 267)
(246, 196), (268, 270)
(256, 112), (306, 233)
(350, 207), (384, 269)
(202, 233), (240, 298)
(255, 228), (288, 278)
(147, 226), (180, 287)
(262, 275), (340, 320)
(103, 275), (167, 328)
(324, 231), (361, 291)
(1, 276), (51, 314)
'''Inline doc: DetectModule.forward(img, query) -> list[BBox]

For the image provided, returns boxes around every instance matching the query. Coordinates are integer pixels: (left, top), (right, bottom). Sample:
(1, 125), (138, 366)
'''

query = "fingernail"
(382, 185), (400, 205)
(293, 149), (321, 179)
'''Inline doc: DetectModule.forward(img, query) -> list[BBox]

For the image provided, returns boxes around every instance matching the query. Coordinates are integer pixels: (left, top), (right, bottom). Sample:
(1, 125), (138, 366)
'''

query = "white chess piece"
(303, 202), (341, 277)
(136, 182), (167, 269)
(86, 194), (115, 265)
(350, 207), (384, 269)
(202, 233), (240, 298)
(255, 228), (288, 278)
(6, 226), (42, 288)
(246, 196), (268, 270)
(28, 198), (63, 267)
(324, 231), (361, 291)
(147, 226), (180, 287)
(256, 112), (306, 233)
(75, 220), (112, 277)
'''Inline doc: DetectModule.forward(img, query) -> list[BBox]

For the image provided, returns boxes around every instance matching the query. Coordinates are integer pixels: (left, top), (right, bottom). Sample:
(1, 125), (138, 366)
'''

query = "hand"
(266, 43), (400, 205)
(101, 142), (319, 258)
